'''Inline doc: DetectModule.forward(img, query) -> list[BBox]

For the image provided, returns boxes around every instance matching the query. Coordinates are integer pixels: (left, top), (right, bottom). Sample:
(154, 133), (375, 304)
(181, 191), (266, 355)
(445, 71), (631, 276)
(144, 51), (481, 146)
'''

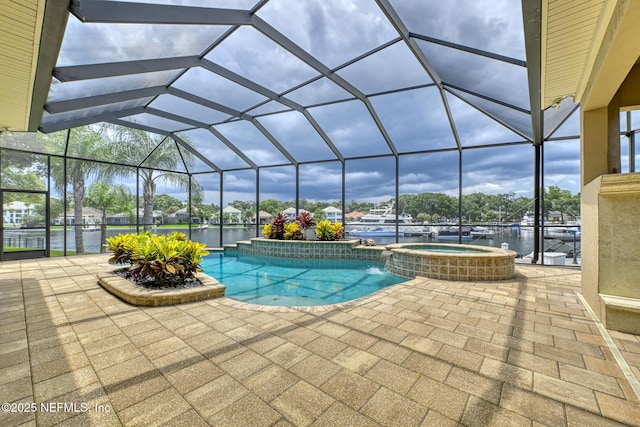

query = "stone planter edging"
(97, 270), (226, 306)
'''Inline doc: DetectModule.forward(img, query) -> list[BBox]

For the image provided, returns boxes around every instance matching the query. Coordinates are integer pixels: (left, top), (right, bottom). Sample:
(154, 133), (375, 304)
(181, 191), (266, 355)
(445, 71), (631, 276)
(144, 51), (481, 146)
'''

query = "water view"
(6, 225), (580, 263)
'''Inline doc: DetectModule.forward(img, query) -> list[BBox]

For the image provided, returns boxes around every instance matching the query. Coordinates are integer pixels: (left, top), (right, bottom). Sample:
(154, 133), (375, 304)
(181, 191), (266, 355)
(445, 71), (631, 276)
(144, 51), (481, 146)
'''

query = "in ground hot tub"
(384, 243), (517, 281)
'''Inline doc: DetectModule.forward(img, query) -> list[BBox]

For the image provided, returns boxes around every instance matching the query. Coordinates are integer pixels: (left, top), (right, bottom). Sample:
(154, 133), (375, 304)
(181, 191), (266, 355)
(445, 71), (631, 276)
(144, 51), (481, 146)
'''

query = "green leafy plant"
(284, 222), (304, 240)
(106, 231), (148, 265)
(105, 232), (208, 286)
(333, 222), (344, 240)
(314, 220), (344, 241)
(261, 223), (275, 239)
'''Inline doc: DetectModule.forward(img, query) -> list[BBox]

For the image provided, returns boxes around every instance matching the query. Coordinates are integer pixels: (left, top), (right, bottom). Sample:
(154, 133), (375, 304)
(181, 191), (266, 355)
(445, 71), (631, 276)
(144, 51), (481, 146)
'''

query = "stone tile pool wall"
(228, 238), (384, 262)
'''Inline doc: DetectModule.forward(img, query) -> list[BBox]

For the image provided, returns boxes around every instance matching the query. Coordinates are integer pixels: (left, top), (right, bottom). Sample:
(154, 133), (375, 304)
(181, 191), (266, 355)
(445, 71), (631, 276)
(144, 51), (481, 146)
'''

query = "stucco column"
(580, 102), (620, 187)
(581, 86), (640, 334)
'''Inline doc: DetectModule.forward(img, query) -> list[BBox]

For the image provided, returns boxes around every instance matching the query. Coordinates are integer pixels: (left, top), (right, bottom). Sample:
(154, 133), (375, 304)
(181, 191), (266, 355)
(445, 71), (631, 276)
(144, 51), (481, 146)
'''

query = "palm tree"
(101, 125), (203, 230)
(43, 126), (106, 253)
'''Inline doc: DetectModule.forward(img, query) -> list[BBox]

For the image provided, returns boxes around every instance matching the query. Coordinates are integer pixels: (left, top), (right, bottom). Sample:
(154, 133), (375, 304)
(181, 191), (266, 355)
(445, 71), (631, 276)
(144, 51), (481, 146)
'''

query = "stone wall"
(228, 238), (385, 262)
(582, 172), (640, 334)
(385, 244), (516, 281)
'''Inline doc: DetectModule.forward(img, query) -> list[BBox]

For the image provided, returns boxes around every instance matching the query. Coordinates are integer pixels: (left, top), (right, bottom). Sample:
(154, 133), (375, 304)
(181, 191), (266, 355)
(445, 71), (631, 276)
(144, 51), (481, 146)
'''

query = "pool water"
(200, 252), (405, 306)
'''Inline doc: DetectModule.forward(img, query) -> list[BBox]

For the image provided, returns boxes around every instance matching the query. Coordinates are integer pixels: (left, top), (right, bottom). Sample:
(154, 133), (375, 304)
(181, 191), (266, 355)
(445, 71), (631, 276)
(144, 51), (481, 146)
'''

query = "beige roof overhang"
(0, 0), (67, 133)
(542, 0), (640, 110)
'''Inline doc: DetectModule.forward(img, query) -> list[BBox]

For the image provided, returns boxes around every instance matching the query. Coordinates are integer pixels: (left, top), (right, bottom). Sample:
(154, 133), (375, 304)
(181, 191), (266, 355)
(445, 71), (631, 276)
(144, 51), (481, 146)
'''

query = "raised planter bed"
(97, 270), (225, 306)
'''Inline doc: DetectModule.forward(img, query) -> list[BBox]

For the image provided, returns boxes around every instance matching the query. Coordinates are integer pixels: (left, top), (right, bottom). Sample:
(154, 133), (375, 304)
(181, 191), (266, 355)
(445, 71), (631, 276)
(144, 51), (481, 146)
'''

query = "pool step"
(224, 240), (253, 252)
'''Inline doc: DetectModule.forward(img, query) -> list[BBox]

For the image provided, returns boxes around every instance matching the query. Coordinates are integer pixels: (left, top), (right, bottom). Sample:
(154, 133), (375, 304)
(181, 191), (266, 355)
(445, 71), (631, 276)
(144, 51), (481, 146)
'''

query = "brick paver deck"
(1, 254), (639, 426)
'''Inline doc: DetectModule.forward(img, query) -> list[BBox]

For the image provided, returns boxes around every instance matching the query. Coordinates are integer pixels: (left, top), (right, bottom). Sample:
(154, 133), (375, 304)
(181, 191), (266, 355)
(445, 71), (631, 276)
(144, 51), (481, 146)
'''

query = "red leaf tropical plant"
(263, 212), (287, 240)
(295, 211), (316, 234)
(262, 210), (341, 241)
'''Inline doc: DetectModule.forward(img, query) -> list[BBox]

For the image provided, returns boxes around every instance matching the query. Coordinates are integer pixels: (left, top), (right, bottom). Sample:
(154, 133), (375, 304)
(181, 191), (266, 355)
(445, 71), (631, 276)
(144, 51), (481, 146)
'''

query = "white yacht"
(345, 203), (424, 237)
(470, 226), (495, 239)
(518, 213), (580, 241)
(544, 226), (580, 241)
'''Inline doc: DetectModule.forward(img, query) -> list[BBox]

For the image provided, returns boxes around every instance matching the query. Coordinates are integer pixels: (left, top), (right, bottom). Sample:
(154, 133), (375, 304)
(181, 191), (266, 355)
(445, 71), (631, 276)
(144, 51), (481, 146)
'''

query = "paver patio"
(1, 254), (639, 426)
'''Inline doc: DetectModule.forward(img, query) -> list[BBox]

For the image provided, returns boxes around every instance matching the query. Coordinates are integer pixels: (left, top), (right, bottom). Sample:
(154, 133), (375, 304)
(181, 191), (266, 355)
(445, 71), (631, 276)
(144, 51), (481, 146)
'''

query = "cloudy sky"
(44, 0), (603, 206)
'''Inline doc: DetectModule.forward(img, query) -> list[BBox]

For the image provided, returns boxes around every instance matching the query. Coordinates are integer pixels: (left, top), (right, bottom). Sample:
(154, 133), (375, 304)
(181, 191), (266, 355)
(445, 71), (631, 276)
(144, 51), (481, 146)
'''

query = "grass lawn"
(51, 249), (78, 256)
(3, 247), (78, 257)
(3, 246), (41, 252)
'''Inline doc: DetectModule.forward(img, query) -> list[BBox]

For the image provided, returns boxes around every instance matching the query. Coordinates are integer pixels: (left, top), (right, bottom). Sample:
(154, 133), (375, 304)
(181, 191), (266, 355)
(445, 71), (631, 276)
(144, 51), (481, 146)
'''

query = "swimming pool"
(200, 252), (405, 306)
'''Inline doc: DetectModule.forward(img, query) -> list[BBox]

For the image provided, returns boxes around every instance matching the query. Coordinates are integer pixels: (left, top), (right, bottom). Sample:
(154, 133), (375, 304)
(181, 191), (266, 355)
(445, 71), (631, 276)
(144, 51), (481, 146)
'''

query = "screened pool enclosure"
(4, 0), (624, 262)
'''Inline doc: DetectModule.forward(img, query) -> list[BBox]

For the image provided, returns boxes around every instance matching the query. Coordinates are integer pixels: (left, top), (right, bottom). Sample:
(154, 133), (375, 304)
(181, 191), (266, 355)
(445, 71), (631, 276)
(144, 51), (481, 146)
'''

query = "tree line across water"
(213, 186), (580, 226)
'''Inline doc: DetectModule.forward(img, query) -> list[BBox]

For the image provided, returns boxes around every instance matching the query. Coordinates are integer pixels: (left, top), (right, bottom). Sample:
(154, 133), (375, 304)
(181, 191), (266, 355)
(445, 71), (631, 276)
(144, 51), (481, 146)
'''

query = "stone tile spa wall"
(385, 243), (517, 281)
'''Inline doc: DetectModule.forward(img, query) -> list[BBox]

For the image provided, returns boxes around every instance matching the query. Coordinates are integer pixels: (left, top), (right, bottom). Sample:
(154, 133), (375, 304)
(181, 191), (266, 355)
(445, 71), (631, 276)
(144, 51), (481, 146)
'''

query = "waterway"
(4, 225), (581, 264)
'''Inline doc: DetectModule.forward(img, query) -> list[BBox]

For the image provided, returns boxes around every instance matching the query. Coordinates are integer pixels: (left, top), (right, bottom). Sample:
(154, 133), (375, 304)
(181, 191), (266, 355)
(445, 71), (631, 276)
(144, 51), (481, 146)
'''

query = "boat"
(517, 212), (580, 241)
(199, 223), (209, 230)
(348, 227), (404, 237)
(544, 227), (580, 241)
(516, 213), (540, 232)
(470, 226), (495, 239)
(517, 213), (581, 239)
(70, 224), (99, 232)
(434, 226), (474, 240)
(345, 202), (425, 236)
